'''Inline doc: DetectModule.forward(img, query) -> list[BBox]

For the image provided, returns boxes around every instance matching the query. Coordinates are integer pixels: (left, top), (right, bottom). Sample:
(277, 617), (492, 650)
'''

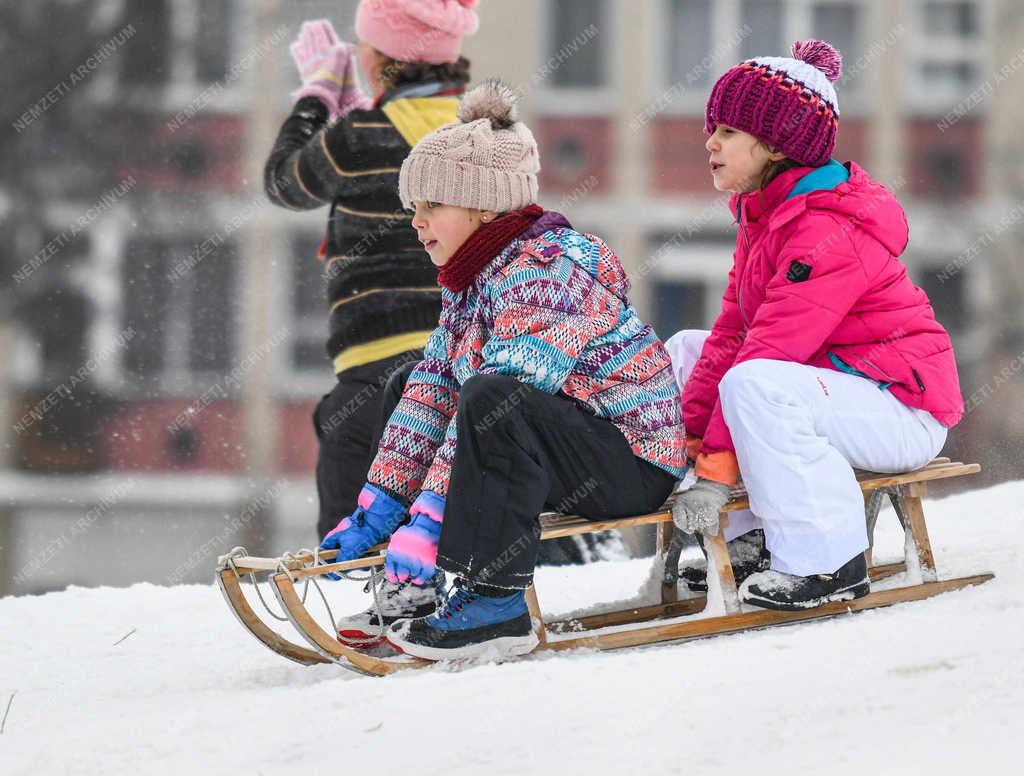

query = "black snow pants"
(313, 350), (423, 540)
(432, 374), (677, 589)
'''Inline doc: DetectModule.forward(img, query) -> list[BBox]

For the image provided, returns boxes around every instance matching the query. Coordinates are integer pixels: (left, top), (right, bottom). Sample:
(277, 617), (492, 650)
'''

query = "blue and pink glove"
(319, 484), (407, 580)
(385, 491), (445, 585)
(289, 19), (370, 122)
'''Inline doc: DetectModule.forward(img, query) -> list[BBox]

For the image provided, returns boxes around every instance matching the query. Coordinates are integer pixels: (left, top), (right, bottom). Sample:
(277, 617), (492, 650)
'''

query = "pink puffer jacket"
(683, 161), (963, 481)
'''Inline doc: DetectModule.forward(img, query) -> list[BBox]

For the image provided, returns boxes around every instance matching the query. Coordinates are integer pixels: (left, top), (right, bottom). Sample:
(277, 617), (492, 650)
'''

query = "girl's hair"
(378, 55), (472, 92)
(756, 140), (802, 189)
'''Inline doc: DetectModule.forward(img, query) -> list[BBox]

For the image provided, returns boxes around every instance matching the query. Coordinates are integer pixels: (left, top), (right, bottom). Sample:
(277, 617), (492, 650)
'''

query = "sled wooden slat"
(655, 522), (678, 604)
(837, 462), (979, 493)
(538, 573), (994, 653)
(525, 587), (548, 646)
(538, 460), (979, 539)
(903, 490), (938, 583)
(704, 531), (741, 614)
(548, 562), (907, 636)
(220, 544), (387, 575)
(548, 597), (709, 633)
(868, 561), (907, 582)
(286, 554), (386, 580)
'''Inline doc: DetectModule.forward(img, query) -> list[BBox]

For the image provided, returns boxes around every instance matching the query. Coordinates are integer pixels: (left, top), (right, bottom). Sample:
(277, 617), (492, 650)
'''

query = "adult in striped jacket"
(263, 1), (479, 540)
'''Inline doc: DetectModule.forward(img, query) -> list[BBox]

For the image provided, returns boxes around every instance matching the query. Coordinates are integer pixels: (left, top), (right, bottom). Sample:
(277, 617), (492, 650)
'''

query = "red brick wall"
(650, 117), (708, 194)
(534, 116), (613, 195)
(103, 400), (244, 472)
(101, 399), (319, 475)
(276, 401), (318, 475)
(833, 118), (868, 168)
(115, 113), (246, 193)
(906, 117), (980, 199)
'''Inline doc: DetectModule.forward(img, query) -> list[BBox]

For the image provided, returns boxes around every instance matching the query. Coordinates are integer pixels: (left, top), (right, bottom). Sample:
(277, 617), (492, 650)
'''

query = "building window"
(644, 234), (733, 337)
(668, 0), (714, 88)
(907, 0), (986, 110)
(121, 0), (171, 86)
(739, 0), (783, 61)
(121, 236), (237, 386)
(290, 232), (328, 373)
(922, 0), (977, 36)
(917, 262), (967, 333)
(907, 117), (979, 199)
(812, 2), (862, 92)
(655, 0), (867, 115)
(920, 60), (976, 93)
(653, 280), (707, 340)
(548, 0), (607, 88)
(195, 0), (233, 84)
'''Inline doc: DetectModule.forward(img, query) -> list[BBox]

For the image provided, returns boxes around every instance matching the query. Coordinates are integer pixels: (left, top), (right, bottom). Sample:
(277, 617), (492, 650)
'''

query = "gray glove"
(672, 478), (730, 536)
(662, 479), (730, 584)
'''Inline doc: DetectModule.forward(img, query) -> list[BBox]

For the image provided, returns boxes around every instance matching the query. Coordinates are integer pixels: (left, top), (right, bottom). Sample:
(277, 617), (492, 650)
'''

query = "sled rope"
(223, 546), (290, 622)
(362, 568), (390, 641)
(248, 571), (291, 621)
(283, 547), (344, 638)
(279, 550), (317, 606)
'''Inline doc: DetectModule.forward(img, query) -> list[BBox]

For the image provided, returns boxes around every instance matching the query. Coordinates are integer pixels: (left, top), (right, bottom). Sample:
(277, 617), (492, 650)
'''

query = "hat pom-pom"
(458, 79), (518, 129)
(791, 39), (842, 82)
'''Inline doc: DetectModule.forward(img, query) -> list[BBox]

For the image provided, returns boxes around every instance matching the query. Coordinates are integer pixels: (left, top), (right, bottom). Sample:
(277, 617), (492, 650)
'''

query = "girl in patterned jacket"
(319, 81), (687, 660)
(664, 41), (964, 611)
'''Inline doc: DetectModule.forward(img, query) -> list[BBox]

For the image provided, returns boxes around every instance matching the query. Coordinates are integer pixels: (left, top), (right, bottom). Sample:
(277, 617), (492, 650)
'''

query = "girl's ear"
(767, 147), (787, 162)
(480, 210), (499, 223)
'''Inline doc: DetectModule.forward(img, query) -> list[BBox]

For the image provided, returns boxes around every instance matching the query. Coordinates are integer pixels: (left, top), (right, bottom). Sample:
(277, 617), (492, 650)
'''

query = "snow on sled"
(215, 458), (992, 677)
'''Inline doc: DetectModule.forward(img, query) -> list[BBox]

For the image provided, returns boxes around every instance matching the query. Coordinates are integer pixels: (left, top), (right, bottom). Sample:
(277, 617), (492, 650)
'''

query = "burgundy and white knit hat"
(399, 80), (540, 212)
(705, 40), (842, 168)
(355, 0), (479, 65)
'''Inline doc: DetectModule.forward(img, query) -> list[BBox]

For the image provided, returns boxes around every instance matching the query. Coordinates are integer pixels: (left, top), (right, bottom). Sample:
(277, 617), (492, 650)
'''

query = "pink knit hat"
(355, 0), (480, 65)
(705, 40), (842, 168)
(398, 80), (540, 211)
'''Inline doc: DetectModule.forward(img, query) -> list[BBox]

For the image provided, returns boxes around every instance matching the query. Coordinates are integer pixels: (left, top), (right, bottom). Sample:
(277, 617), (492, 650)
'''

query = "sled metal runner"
(216, 458), (992, 676)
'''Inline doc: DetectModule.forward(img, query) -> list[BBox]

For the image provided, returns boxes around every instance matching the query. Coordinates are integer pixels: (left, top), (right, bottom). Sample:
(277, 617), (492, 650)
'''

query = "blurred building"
(2, 0), (1021, 593)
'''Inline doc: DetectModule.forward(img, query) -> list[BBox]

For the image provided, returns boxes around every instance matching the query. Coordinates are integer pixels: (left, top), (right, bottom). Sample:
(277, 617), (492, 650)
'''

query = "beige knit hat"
(398, 80), (540, 212)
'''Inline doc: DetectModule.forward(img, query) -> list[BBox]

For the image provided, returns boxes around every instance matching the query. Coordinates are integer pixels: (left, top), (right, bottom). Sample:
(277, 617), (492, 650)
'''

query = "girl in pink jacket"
(665, 40), (964, 611)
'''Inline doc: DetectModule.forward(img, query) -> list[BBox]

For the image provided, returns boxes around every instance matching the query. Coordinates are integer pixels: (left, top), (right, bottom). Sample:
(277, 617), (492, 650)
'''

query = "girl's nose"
(705, 134), (718, 152)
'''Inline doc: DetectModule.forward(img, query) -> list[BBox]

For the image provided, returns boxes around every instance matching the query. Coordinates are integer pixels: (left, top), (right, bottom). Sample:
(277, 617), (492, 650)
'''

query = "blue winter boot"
(387, 583), (539, 661)
(319, 485), (407, 578)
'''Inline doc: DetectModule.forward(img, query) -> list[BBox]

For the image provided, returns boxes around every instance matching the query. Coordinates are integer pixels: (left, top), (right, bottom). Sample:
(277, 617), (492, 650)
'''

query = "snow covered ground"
(2, 480), (1022, 775)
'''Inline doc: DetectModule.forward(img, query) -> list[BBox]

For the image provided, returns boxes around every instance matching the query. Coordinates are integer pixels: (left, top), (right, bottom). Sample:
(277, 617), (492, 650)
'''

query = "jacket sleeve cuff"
(684, 434), (703, 462)
(695, 451), (739, 486)
(410, 490), (446, 524)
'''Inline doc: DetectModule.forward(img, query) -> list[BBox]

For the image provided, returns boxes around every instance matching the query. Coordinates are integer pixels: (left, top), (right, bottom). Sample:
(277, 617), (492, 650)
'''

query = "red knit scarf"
(437, 204), (545, 292)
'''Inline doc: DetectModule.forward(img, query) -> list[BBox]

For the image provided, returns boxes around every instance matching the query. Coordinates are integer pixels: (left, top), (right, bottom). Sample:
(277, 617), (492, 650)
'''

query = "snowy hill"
(2, 481), (1022, 775)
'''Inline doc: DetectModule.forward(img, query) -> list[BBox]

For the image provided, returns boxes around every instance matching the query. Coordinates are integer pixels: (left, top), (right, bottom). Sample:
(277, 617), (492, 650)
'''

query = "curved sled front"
(216, 565), (330, 666)
(269, 567), (430, 676)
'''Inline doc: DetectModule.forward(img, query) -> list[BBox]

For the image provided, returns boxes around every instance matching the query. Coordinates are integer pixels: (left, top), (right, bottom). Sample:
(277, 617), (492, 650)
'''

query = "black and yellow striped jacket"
(263, 82), (463, 374)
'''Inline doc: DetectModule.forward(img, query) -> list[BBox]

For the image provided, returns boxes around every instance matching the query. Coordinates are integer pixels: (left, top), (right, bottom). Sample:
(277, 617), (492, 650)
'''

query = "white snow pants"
(665, 330), (948, 576)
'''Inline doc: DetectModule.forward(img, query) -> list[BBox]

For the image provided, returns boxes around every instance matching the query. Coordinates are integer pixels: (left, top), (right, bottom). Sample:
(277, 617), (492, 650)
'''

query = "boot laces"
(437, 587), (476, 619)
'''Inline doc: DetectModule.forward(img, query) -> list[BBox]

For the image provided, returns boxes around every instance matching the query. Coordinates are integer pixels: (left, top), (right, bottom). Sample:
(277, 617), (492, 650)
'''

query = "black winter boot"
(739, 553), (870, 611)
(680, 530), (771, 592)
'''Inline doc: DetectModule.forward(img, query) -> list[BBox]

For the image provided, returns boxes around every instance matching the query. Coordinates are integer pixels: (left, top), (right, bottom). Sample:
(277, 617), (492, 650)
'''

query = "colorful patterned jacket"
(367, 212), (687, 502)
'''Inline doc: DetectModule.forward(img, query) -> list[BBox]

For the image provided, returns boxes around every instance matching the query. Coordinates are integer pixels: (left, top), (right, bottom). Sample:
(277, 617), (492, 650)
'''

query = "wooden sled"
(216, 458), (992, 676)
